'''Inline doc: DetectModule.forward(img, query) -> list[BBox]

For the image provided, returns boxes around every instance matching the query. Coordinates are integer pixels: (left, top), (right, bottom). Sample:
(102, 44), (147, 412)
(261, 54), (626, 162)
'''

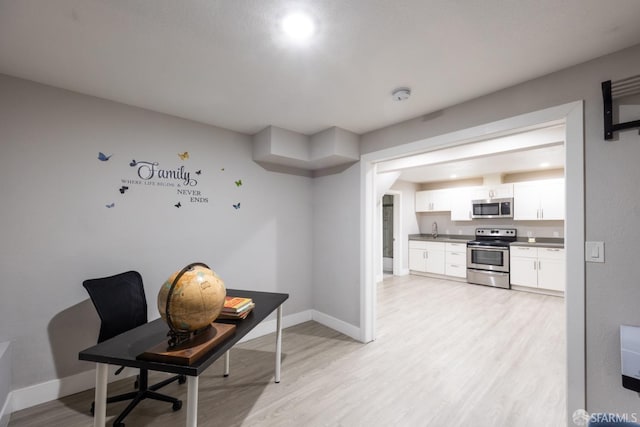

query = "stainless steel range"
(466, 228), (517, 289)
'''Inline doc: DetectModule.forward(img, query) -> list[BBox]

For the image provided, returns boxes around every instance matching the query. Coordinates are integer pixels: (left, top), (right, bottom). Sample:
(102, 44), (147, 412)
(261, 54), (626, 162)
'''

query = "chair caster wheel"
(178, 375), (186, 384)
(90, 402), (95, 415)
(173, 400), (183, 411)
(115, 422), (125, 427)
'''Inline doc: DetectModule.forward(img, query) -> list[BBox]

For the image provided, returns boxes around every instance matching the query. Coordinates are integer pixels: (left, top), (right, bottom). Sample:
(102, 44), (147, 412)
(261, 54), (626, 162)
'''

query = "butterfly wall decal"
(233, 203), (240, 210)
(175, 202), (182, 208)
(119, 186), (129, 194)
(195, 170), (201, 175)
(106, 202), (115, 208)
(235, 179), (242, 187)
(178, 152), (189, 160)
(129, 160), (137, 167)
(98, 152), (112, 161)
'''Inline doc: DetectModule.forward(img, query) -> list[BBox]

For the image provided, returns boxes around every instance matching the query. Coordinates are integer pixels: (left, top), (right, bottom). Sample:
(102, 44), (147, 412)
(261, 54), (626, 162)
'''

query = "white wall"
(358, 44), (640, 414)
(0, 74), (313, 393)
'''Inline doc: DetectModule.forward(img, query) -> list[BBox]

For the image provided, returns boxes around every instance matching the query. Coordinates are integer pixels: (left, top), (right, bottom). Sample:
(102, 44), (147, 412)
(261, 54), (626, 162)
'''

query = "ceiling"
(382, 125), (566, 183)
(1, 1), (640, 136)
(397, 144), (565, 183)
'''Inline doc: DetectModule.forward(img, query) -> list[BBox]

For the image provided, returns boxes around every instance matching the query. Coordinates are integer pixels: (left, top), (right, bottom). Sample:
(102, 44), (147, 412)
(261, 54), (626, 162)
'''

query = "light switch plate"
(585, 241), (605, 263)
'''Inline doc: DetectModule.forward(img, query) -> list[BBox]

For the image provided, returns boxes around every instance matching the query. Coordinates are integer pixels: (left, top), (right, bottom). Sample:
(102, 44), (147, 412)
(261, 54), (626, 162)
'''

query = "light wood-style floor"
(9, 275), (566, 427)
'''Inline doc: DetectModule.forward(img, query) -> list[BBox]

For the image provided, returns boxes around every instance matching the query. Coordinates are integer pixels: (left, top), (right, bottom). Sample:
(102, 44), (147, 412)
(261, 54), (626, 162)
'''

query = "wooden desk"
(79, 289), (289, 427)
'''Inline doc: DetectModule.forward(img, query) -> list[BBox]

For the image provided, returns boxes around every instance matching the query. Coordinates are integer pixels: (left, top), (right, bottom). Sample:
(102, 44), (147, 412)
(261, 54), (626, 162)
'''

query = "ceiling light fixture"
(392, 87), (411, 101)
(450, 174), (458, 179)
(282, 12), (315, 42)
(540, 162), (550, 168)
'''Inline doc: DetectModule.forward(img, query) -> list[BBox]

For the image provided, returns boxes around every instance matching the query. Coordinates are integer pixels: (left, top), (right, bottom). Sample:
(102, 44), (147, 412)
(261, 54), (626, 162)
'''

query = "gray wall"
(0, 74), (313, 390)
(312, 163), (360, 325)
(359, 44), (640, 413)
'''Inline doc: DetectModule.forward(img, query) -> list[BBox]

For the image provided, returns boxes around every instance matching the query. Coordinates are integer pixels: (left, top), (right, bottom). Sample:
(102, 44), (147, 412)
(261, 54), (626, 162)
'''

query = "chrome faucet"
(432, 221), (438, 238)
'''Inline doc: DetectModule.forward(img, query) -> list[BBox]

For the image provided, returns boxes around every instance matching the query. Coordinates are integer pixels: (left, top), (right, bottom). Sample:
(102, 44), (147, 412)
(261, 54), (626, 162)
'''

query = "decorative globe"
(157, 263), (226, 338)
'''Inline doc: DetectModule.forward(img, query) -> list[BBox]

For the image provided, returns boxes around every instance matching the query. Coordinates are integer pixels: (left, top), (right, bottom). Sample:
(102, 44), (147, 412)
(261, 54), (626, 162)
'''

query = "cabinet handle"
(538, 260), (542, 270)
(541, 208), (544, 219)
(533, 260), (537, 270)
(547, 248), (561, 252)
(536, 209), (540, 219)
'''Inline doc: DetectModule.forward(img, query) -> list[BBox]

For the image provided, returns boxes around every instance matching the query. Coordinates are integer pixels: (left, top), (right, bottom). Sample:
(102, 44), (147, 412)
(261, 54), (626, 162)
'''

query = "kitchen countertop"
(409, 234), (564, 248)
(511, 241), (564, 248)
(408, 234), (473, 243)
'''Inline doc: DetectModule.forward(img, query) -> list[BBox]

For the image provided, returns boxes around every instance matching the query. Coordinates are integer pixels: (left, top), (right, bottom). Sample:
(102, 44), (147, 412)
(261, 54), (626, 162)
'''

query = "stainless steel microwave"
(471, 198), (513, 219)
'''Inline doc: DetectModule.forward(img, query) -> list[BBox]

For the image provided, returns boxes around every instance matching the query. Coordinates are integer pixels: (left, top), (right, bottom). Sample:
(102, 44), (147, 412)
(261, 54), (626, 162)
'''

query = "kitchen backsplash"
(417, 212), (564, 238)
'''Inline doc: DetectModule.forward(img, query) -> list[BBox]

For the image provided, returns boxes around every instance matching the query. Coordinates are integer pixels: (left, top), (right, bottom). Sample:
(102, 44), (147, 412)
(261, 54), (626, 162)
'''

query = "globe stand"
(166, 324), (212, 349)
(164, 262), (216, 349)
(140, 322), (236, 365)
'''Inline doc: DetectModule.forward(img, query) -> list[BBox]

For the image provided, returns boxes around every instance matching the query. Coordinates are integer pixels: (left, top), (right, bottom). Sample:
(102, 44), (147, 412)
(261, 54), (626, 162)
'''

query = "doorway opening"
(382, 194), (394, 275)
(360, 101), (585, 421)
(380, 191), (402, 279)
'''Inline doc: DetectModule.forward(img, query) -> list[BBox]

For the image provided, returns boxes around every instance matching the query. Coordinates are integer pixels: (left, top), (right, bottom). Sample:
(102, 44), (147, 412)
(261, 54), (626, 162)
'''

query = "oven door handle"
(467, 245), (508, 252)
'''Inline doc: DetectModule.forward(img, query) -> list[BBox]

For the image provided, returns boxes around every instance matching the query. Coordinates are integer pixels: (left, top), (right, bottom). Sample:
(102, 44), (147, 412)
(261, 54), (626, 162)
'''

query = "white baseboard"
(238, 309), (312, 343)
(7, 308), (362, 414)
(10, 367), (138, 413)
(311, 310), (361, 341)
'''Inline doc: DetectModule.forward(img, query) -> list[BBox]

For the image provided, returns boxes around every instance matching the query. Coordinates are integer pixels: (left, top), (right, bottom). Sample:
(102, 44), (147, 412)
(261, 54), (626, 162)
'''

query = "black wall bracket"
(602, 75), (640, 140)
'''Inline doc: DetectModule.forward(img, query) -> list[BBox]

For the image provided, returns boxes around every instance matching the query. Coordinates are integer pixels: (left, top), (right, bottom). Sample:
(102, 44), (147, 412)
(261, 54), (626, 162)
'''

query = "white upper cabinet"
(513, 179), (564, 220)
(415, 189), (451, 212)
(413, 179), (564, 221)
(470, 184), (513, 200)
(449, 187), (473, 221)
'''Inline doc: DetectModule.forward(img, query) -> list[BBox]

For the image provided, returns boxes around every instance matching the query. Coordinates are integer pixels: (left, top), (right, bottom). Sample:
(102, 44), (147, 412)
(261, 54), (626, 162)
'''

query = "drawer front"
(446, 251), (466, 265)
(510, 246), (538, 258)
(538, 247), (565, 260)
(445, 242), (466, 252)
(446, 263), (467, 278)
(409, 240), (428, 250)
(425, 241), (445, 252)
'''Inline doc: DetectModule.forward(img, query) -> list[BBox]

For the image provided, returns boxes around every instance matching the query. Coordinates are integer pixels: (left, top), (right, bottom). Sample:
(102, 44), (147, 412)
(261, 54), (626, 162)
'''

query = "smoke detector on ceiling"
(392, 87), (411, 101)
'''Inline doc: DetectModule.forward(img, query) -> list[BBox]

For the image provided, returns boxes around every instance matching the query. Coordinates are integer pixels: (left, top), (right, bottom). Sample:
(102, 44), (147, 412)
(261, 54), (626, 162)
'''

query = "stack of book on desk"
(218, 296), (255, 320)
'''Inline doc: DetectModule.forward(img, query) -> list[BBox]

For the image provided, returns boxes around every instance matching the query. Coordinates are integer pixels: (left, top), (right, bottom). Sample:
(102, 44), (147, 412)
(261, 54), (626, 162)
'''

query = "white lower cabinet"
(510, 246), (565, 293)
(409, 240), (445, 275)
(445, 242), (467, 278)
(410, 240), (466, 278)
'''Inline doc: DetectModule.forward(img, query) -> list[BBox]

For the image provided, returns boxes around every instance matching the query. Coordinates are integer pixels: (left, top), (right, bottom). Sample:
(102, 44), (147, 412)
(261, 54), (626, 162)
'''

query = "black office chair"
(83, 271), (185, 427)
